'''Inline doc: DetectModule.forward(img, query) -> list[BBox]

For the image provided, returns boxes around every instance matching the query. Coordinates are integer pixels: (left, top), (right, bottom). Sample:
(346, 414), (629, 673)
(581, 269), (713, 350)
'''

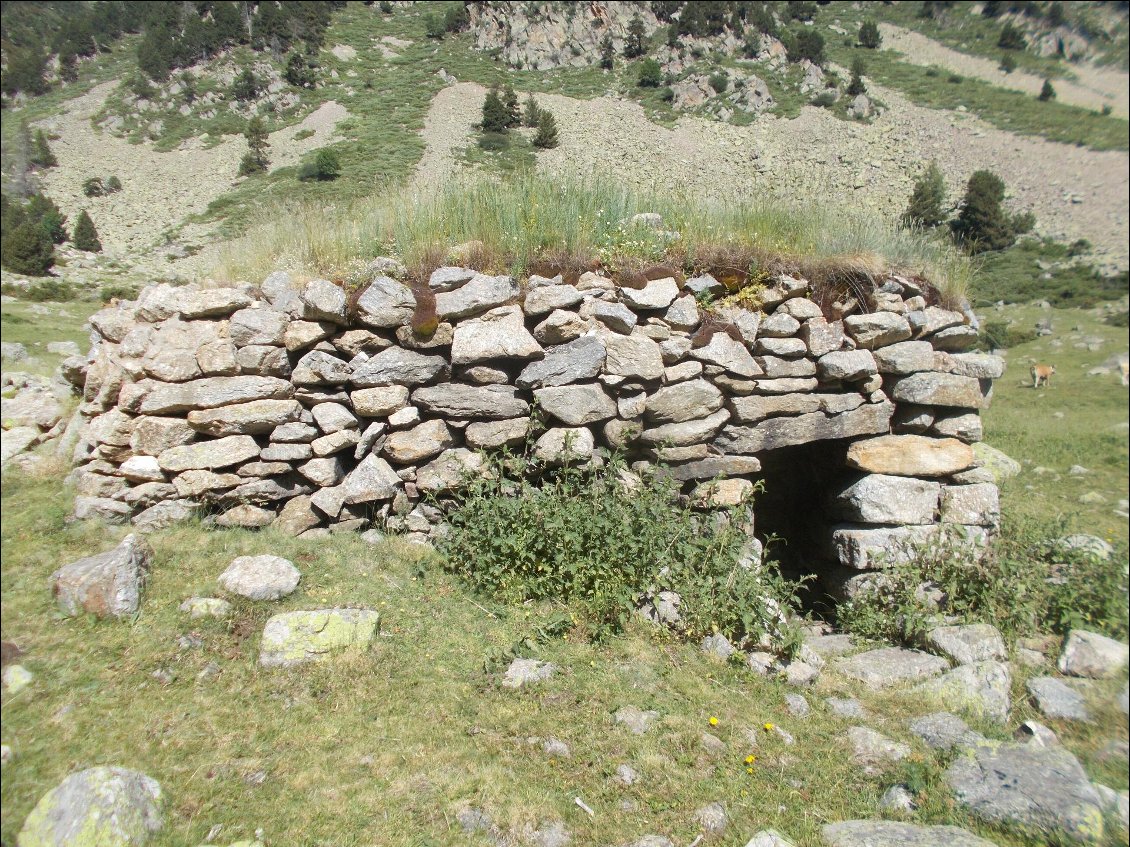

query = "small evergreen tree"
(847, 58), (867, 96)
(31, 130), (58, 168)
(72, 210), (102, 252)
(1, 221), (55, 276)
(998, 22), (1026, 50)
(501, 85), (521, 128)
(285, 52), (315, 87)
(481, 88), (510, 133)
(858, 19), (882, 48)
(625, 13), (647, 58)
(26, 194), (67, 244)
(232, 67), (260, 101)
(599, 33), (615, 70)
(106, 176), (123, 193)
(443, 4), (469, 32)
(532, 109), (559, 149)
(1039, 79), (1056, 101)
(951, 169), (1029, 253)
(902, 161), (947, 229)
(637, 58), (662, 88)
(82, 177), (105, 197)
(238, 117), (270, 175)
(523, 96), (542, 128)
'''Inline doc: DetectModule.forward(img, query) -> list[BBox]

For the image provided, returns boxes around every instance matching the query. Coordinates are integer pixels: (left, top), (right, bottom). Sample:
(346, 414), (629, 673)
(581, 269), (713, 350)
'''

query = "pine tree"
(950, 169), (1017, 253)
(213, 1), (244, 47)
(847, 58), (867, 97)
(1, 221), (55, 276)
(532, 109), (559, 149)
(232, 67), (260, 101)
(858, 19), (882, 49)
(599, 33), (615, 70)
(481, 88), (510, 133)
(1039, 79), (1056, 101)
(523, 96), (542, 128)
(238, 117), (270, 175)
(72, 210), (102, 252)
(624, 13), (647, 58)
(26, 195), (67, 244)
(901, 161), (947, 229)
(31, 130), (58, 168)
(501, 85), (521, 128)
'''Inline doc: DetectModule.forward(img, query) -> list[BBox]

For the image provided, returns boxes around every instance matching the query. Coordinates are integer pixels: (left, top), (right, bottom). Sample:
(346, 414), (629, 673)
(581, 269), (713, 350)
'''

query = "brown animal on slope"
(1031, 363), (1056, 388)
(690, 317), (744, 349)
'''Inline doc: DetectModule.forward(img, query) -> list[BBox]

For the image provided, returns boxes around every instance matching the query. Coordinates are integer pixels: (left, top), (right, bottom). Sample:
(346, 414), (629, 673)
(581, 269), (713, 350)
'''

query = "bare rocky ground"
(878, 23), (1130, 119)
(33, 82), (348, 276)
(419, 82), (1129, 272)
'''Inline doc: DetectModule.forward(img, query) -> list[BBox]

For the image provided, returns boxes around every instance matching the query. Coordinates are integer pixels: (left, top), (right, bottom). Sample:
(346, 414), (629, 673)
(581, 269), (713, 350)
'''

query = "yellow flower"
(746, 767), (754, 775)
(744, 754), (756, 764)
(709, 716), (719, 726)
(763, 722), (774, 732)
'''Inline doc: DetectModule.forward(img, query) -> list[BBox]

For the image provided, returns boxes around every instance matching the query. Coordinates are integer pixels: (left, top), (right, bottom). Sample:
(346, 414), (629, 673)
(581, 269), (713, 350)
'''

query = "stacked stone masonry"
(65, 265), (1003, 596)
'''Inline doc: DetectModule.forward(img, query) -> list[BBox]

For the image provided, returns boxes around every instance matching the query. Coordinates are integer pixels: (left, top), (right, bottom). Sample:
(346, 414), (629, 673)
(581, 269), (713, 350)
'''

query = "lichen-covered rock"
(258, 608), (381, 667)
(888, 373), (990, 409)
(844, 313), (912, 349)
(946, 742), (1107, 844)
(17, 766), (163, 847)
(821, 820), (997, 847)
(1027, 676), (1090, 721)
(158, 435), (260, 472)
(535, 383), (617, 426)
(915, 660), (1011, 724)
(515, 336), (605, 388)
(51, 534), (153, 618)
(412, 384), (529, 419)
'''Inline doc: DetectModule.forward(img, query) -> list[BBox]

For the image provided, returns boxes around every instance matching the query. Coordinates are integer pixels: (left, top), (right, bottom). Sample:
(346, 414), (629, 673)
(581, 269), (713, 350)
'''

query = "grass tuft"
(212, 174), (974, 306)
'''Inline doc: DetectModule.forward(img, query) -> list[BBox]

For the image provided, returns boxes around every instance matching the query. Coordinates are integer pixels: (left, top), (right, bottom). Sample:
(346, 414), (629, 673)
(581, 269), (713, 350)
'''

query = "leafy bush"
(22, 279), (77, 302)
(811, 90), (837, 109)
(439, 455), (805, 645)
(105, 175), (123, 193)
(998, 22), (1026, 50)
(423, 13), (445, 39)
(858, 19), (882, 49)
(708, 71), (729, 93)
(637, 58), (662, 88)
(100, 282), (140, 302)
(784, 29), (825, 65)
(836, 521), (1129, 643)
(298, 148), (341, 181)
(379, 0), (393, 12)
(31, 129), (57, 168)
(443, 4), (469, 33)
(786, 1), (817, 21)
(1, 222), (55, 276)
(477, 132), (510, 152)
(977, 320), (1036, 350)
(82, 177), (105, 197)
(999, 53), (1017, 73)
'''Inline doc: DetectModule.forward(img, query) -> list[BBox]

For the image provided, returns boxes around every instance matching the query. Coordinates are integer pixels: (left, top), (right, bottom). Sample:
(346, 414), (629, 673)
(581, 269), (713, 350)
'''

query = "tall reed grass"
(211, 174), (973, 305)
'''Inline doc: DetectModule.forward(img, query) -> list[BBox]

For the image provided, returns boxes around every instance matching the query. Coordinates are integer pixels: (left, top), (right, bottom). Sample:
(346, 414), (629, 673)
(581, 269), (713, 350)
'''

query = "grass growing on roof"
(212, 173), (974, 306)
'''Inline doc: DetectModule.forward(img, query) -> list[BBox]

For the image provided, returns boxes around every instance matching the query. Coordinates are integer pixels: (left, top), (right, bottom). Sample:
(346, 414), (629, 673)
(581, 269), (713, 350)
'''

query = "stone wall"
(64, 262), (1004, 599)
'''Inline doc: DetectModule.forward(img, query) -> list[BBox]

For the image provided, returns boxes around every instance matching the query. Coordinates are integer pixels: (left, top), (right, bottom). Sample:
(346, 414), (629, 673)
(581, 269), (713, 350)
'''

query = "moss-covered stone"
(258, 608), (381, 668)
(18, 766), (162, 847)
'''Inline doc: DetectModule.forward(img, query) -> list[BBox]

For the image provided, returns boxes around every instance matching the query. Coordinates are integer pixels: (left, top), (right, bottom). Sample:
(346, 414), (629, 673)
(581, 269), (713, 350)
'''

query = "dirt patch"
(415, 82), (1129, 270)
(878, 23), (1129, 119)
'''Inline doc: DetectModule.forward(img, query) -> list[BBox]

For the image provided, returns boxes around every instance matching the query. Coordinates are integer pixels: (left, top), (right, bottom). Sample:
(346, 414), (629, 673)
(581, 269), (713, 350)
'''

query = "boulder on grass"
(51, 534), (153, 618)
